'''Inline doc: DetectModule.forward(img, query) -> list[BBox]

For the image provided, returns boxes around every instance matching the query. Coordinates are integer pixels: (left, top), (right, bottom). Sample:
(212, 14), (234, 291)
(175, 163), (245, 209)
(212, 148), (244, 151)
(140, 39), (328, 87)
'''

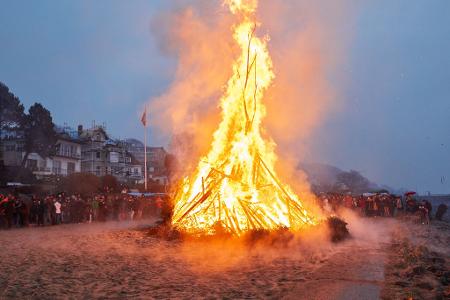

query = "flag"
(141, 108), (147, 126)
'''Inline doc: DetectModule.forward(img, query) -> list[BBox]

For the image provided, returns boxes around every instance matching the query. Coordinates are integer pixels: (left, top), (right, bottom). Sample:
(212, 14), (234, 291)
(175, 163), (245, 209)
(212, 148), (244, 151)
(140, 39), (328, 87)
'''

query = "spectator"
(406, 197), (417, 213)
(91, 197), (99, 221)
(395, 196), (403, 216)
(435, 204), (448, 221)
(37, 199), (46, 226)
(155, 196), (163, 218)
(418, 201), (430, 225)
(54, 199), (62, 224)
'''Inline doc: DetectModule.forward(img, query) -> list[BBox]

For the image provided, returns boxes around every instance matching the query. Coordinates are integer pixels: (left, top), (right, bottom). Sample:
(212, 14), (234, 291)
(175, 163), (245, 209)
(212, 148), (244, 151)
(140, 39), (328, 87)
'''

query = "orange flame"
(171, 0), (317, 235)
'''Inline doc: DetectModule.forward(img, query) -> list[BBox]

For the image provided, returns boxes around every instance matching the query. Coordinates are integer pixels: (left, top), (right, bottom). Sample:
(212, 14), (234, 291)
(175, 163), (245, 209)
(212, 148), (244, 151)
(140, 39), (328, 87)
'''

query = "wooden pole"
(144, 108), (148, 191)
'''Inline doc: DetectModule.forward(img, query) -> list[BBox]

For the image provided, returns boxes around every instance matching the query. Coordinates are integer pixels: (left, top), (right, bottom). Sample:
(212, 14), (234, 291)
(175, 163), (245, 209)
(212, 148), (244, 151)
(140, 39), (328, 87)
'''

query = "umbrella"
(404, 191), (416, 196)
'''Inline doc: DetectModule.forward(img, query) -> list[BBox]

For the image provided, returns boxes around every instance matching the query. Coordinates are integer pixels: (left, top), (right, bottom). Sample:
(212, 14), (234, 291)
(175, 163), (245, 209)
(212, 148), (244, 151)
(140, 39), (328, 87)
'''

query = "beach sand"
(0, 215), (448, 299)
(381, 220), (450, 299)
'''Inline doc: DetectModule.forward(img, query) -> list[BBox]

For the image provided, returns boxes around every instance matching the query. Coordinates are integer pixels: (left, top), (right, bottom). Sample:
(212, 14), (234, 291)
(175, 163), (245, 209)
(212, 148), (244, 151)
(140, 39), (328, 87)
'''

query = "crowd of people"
(1, 190), (448, 230)
(317, 192), (448, 224)
(0, 192), (168, 229)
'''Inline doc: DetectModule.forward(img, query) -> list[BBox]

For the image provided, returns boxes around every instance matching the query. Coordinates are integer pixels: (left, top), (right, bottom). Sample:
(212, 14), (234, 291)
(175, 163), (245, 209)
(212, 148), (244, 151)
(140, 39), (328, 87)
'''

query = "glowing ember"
(171, 0), (317, 235)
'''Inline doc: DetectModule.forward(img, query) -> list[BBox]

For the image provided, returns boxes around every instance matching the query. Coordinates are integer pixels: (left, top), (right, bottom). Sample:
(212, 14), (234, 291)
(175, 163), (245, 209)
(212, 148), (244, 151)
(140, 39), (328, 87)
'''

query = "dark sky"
(0, 0), (449, 193)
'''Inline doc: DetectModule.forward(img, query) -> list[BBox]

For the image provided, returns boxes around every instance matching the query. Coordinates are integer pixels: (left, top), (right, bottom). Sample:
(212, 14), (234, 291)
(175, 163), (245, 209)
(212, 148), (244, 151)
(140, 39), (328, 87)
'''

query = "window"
(96, 152), (101, 159)
(96, 165), (101, 176)
(27, 159), (38, 171)
(67, 162), (75, 174)
(110, 152), (119, 163)
(38, 160), (46, 168)
(53, 160), (61, 175)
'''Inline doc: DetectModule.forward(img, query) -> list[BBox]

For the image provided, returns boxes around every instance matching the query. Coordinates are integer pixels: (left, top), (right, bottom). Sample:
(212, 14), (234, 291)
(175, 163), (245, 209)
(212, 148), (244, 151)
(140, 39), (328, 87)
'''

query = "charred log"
(327, 216), (350, 243)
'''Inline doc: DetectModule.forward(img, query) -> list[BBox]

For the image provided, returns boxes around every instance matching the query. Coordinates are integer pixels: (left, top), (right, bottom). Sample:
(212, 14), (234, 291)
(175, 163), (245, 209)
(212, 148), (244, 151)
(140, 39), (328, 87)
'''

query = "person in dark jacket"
(435, 203), (448, 221)
(4, 195), (15, 229)
(424, 200), (432, 220)
(30, 197), (39, 224)
(37, 199), (46, 226)
(19, 198), (30, 227)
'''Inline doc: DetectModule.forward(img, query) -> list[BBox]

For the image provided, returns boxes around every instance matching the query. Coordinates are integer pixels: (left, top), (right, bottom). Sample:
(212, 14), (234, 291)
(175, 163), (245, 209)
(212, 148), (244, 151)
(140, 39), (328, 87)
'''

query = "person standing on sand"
(30, 196), (38, 224)
(19, 197), (30, 227)
(0, 195), (9, 229)
(44, 196), (52, 225)
(54, 199), (62, 224)
(91, 196), (99, 222)
(358, 196), (366, 216)
(418, 201), (430, 225)
(155, 196), (163, 219)
(424, 200), (432, 221)
(435, 203), (447, 221)
(0, 195), (5, 228)
(383, 196), (391, 217)
(4, 195), (15, 228)
(344, 194), (353, 209)
(406, 196), (417, 214)
(373, 197), (379, 217)
(37, 199), (46, 226)
(13, 197), (23, 227)
(395, 196), (403, 217)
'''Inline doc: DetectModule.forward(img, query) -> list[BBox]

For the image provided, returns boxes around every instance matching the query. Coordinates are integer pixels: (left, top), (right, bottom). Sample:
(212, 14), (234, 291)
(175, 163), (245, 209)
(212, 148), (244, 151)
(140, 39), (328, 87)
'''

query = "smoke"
(148, 2), (236, 165)
(260, 1), (357, 157)
(259, 0), (357, 209)
(147, 1), (357, 184)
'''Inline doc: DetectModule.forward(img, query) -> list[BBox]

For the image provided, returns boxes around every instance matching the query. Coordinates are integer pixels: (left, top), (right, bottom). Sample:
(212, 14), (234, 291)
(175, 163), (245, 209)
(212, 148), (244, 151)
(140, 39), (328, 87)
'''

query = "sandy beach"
(0, 215), (448, 299)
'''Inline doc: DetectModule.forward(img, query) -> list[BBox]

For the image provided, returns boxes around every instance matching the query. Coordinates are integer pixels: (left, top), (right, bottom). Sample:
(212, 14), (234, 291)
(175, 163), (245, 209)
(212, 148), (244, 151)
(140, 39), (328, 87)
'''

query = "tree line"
(0, 82), (57, 168)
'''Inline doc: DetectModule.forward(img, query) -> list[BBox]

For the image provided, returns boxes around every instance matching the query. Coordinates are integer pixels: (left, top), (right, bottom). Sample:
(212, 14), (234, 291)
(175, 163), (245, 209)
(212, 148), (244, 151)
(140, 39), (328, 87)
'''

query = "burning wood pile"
(171, 0), (317, 235)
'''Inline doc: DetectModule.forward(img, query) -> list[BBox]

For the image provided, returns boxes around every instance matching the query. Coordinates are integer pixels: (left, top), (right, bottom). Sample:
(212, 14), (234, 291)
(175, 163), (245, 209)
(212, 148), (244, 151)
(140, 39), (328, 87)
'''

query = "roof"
(124, 138), (144, 147)
(77, 126), (110, 142)
(55, 126), (82, 143)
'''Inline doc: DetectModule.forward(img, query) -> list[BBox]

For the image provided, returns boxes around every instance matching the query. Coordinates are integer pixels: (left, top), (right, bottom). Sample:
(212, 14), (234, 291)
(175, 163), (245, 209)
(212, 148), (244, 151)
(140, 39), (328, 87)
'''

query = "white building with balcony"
(24, 128), (82, 178)
(52, 137), (82, 175)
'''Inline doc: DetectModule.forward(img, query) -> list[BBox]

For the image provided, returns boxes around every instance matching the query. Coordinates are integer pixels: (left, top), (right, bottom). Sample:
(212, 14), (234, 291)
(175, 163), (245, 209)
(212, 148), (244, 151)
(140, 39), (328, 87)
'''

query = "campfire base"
(147, 217), (350, 244)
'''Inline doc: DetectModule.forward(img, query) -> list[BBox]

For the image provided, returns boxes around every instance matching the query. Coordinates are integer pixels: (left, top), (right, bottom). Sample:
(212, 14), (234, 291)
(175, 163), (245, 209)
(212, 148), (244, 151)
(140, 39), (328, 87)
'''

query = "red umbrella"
(404, 191), (416, 196)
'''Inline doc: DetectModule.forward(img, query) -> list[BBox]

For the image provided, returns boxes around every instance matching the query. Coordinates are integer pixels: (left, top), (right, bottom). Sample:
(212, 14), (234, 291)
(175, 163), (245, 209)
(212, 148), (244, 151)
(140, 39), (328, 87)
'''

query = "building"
(123, 138), (168, 185)
(52, 130), (82, 176)
(0, 126), (82, 178)
(1, 123), (167, 185)
(79, 125), (143, 183)
(30, 126), (82, 177)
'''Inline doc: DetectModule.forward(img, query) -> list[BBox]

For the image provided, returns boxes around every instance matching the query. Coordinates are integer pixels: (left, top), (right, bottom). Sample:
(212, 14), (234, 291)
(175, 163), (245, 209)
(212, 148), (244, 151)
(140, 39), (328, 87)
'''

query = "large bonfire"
(171, 0), (317, 235)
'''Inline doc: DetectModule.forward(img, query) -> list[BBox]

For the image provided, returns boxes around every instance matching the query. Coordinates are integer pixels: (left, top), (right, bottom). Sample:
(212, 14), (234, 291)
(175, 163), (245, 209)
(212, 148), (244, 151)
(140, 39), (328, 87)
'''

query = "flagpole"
(144, 109), (148, 191)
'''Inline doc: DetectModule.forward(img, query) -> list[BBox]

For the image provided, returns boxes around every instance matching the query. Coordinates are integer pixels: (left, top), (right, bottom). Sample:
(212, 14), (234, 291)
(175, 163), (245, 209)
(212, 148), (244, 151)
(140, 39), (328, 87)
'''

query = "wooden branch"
(250, 54), (258, 128)
(172, 189), (212, 224)
(242, 54), (257, 126)
(257, 155), (293, 226)
(202, 177), (205, 195)
(223, 204), (237, 235)
(242, 26), (257, 130)
(238, 199), (256, 230)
